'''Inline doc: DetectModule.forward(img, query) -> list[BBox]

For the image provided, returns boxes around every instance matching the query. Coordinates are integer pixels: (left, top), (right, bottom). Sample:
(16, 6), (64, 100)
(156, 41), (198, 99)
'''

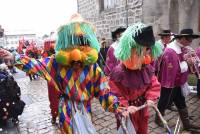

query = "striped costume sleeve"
(93, 63), (119, 112)
(15, 54), (60, 92)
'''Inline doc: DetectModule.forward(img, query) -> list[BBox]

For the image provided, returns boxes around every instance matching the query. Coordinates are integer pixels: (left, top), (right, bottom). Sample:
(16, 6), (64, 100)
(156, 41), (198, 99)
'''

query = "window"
(100, 0), (118, 11)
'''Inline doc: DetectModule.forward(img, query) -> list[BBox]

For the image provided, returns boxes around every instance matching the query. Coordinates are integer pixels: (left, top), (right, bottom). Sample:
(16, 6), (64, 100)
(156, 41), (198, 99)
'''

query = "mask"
(55, 46), (98, 66)
(122, 48), (152, 70)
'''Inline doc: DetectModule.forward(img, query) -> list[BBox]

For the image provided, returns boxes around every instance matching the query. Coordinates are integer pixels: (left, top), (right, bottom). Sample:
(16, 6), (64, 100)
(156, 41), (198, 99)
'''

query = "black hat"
(111, 27), (126, 41)
(134, 26), (155, 47)
(158, 30), (172, 36)
(174, 29), (200, 39)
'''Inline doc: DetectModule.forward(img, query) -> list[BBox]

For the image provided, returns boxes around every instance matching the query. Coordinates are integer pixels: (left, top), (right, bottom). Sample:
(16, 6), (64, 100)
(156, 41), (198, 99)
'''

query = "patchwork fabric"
(15, 54), (119, 134)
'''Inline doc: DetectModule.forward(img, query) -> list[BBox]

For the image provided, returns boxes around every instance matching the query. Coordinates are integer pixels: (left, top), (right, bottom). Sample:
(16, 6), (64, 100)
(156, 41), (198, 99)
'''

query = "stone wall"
(142, 0), (200, 48)
(78, 0), (200, 47)
(78, 0), (143, 44)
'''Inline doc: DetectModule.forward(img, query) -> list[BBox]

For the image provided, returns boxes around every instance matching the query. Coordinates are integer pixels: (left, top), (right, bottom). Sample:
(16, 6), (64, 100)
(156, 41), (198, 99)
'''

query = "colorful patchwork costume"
(15, 14), (119, 134)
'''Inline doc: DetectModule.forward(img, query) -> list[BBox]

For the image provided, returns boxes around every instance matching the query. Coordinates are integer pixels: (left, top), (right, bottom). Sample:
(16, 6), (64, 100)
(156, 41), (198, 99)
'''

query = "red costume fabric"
(47, 83), (60, 119)
(41, 40), (57, 119)
(109, 65), (160, 134)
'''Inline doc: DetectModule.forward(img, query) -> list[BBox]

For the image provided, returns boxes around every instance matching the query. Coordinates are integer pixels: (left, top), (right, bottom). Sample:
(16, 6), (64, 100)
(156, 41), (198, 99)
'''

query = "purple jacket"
(196, 47), (200, 57)
(158, 41), (189, 88)
(104, 42), (120, 76)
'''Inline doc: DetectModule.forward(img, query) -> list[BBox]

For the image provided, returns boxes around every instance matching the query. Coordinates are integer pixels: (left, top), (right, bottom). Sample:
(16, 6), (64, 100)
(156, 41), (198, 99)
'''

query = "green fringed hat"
(114, 22), (162, 61)
(55, 14), (100, 52)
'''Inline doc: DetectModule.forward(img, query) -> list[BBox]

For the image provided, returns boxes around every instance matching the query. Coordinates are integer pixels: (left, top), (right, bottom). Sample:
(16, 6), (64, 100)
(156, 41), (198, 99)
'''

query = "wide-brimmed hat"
(111, 27), (126, 41)
(134, 26), (155, 47)
(174, 29), (200, 39)
(158, 30), (172, 36)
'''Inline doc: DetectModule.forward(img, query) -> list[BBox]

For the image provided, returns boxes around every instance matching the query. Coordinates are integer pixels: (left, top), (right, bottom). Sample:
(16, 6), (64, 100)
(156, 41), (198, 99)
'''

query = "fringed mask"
(55, 46), (98, 66)
(55, 14), (100, 66)
(114, 23), (163, 70)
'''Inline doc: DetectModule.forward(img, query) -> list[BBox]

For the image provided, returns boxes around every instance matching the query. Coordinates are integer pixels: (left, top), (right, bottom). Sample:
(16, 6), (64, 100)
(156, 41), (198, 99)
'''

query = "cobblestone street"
(1, 70), (200, 134)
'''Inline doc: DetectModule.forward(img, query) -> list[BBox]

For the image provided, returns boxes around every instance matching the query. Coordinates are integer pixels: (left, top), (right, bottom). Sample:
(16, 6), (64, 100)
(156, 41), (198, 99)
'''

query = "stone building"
(77, 0), (200, 47)
(0, 25), (4, 38)
(4, 30), (36, 49)
(0, 25), (5, 46)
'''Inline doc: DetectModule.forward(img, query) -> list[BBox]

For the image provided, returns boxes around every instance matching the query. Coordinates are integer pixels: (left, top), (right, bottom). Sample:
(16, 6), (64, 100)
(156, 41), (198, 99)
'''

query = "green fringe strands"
(55, 22), (100, 52)
(151, 41), (163, 58)
(114, 22), (146, 60)
(114, 22), (162, 61)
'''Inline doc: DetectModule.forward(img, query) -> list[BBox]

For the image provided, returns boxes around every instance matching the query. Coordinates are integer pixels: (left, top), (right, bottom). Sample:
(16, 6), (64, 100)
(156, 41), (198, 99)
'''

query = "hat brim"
(174, 34), (200, 39)
(158, 33), (172, 36)
(111, 28), (126, 41)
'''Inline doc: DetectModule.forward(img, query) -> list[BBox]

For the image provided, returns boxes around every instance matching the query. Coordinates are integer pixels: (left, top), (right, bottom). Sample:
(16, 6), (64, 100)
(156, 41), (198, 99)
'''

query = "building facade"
(0, 25), (4, 47)
(0, 25), (4, 38)
(77, 0), (200, 47)
(3, 30), (36, 49)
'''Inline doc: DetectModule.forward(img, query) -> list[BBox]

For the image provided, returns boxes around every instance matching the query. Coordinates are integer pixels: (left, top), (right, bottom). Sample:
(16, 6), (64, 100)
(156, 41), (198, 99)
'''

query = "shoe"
(178, 108), (200, 131)
(167, 105), (177, 111)
(12, 118), (19, 126)
(51, 117), (56, 124)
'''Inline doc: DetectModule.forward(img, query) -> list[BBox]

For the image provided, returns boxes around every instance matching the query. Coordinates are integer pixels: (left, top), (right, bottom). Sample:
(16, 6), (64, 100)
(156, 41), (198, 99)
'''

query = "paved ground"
(1, 70), (200, 134)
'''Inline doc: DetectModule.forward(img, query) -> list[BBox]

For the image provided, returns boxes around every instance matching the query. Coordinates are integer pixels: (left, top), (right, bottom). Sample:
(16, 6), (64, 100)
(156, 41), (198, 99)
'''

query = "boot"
(155, 112), (165, 127)
(51, 117), (56, 124)
(29, 75), (32, 81)
(12, 117), (19, 126)
(197, 79), (200, 98)
(167, 105), (177, 111)
(178, 108), (200, 131)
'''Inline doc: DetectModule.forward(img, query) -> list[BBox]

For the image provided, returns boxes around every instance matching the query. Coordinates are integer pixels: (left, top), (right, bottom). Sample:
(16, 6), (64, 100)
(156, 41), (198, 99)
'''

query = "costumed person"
(17, 38), (27, 54)
(41, 39), (58, 124)
(104, 27), (126, 76)
(41, 39), (56, 58)
(154, 29), (172, 73)
(107, 22), (162, 134)
(14, 14), (130, 134)
(0, 48), (25, 127)
(25, 41), (40, 81)
(195, 47), (200, 98)
(156, 29), (200, 132)
(155, 30), (177, 111)
(157, 30), (172, 51)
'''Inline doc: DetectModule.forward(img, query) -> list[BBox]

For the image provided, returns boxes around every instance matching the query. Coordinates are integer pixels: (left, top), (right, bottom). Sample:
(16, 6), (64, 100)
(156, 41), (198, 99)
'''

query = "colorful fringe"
(56, 22), (100, 52)
(114, 22), (162, 61)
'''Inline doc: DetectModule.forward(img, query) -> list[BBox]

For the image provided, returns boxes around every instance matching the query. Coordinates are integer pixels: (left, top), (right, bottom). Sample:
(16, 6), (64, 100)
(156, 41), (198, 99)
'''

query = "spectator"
(97, 38), (108, 69)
